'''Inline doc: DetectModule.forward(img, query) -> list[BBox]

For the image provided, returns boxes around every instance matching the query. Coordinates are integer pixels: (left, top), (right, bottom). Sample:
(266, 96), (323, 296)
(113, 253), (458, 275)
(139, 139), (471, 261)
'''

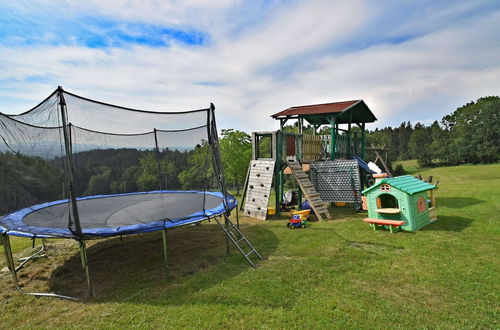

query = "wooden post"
(361, 123), (366, 159)
(275, 132), (282, 215)
(330, 116), (336, 160)
(353, 132), (357, 156)
(296, 122), (303, 208)
(348, 111), (352, 158)
(271, 131), (277, 160)
(374, 148), (393, 177)
(251, 132), (257, 160)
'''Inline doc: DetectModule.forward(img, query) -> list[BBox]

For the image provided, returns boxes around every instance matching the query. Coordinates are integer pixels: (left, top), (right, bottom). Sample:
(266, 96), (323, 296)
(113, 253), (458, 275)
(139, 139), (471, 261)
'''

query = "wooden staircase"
(287, 158), (332, 221)
(243, 160), (276, 220)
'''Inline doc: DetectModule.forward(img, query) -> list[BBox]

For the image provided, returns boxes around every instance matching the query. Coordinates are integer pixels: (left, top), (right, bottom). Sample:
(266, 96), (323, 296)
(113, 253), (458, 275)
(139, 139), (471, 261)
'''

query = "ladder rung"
(236, 237), (246, 244)
(309, 200), (323, 209)
(225, 224), (237, 231)
(245, 250), (255, 257)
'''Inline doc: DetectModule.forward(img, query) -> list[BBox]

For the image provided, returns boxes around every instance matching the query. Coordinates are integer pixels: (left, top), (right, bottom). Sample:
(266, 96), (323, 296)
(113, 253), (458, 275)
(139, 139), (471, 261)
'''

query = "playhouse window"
(417, 197), (427, 213)
(380, 184), (390, 192)
(377, 193), (399, 209)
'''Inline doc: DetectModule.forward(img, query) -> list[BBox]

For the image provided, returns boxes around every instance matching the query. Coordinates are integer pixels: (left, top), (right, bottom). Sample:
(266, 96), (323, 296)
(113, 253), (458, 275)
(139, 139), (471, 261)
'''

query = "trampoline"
(0, 191), (237, 238)
(0, 87), (262, 299)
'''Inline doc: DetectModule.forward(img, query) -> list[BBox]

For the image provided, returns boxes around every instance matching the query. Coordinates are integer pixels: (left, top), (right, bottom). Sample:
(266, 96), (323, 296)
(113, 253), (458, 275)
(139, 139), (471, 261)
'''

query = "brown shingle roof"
(271, 100), (361, 118)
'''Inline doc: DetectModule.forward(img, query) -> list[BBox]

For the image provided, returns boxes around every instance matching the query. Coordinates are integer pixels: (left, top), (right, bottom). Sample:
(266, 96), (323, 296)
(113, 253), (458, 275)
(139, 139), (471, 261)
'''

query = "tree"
(409, 123), (433, 167)
(219, 129), (252, 195)
(137, 153), (160, 191)
(443, 96), (499, 164)
(429, 121), (452, 165)
(397, 121), (413, 159)
(111, 165), (141, 193)
(178, 141), (214, 190)
(0, 153), (64, 215)
(85, 166), (112, 195)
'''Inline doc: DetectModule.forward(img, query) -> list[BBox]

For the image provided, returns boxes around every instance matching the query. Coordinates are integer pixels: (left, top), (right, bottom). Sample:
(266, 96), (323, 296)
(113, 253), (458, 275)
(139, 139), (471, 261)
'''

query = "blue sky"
(0, 0), (499, 131)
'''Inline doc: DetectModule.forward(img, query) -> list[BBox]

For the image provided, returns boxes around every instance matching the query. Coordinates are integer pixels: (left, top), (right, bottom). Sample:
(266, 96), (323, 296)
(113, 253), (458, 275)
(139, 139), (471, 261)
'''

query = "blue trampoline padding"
(0, 190), (236, 239)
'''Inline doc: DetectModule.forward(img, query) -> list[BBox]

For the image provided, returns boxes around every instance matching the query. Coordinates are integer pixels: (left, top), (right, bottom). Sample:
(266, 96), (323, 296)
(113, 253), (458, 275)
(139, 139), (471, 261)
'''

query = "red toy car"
(287, 215), (308, 229)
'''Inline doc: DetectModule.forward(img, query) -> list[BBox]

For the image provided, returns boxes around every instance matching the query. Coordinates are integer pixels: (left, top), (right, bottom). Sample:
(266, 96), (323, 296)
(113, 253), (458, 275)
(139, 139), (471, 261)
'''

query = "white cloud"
(0, 0), (499, 134)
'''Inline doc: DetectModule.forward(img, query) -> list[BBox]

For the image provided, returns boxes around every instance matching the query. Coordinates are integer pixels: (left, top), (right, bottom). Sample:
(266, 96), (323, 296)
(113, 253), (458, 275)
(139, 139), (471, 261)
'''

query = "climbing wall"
(243, 160), (276, 220)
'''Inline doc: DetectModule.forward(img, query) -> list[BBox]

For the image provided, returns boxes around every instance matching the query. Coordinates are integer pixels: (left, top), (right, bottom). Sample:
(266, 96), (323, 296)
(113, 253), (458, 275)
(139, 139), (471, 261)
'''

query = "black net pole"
(57, 87), (82, 237)
(206, 105), (231, 254)
(153, 128), (163, 190)
(208, 104), (229, 213)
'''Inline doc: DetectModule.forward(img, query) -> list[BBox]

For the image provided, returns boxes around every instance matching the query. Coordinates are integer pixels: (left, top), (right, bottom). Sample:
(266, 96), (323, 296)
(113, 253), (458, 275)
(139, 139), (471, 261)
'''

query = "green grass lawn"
(1, 163), (499, 328)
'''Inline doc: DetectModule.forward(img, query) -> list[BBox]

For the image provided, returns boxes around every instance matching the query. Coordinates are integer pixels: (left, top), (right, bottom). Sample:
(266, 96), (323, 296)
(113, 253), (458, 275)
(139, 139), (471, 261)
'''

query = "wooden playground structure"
(241, 100), (378, 220)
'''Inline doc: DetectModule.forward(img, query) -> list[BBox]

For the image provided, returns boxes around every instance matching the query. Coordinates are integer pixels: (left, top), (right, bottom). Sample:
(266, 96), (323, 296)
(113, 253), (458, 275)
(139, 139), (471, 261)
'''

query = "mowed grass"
(1, 163), (499, 328)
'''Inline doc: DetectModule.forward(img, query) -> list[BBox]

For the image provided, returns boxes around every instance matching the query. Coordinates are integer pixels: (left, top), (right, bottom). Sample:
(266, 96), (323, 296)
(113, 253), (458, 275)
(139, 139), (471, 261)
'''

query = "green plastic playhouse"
(362, 175), (437, 232)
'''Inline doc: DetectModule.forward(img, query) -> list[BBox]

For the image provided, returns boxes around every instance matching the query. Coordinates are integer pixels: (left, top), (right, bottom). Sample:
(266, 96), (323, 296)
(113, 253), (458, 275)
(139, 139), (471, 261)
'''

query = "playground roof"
(271, 100), (377, 125)
(362, 175), (436, 195)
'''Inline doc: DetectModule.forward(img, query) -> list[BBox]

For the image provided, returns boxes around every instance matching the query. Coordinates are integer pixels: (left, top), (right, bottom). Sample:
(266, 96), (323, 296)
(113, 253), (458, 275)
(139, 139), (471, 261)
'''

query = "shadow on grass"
(46, 222), (278, 301)
(436, 197), (485, 209)
(421, 215), (473, 232)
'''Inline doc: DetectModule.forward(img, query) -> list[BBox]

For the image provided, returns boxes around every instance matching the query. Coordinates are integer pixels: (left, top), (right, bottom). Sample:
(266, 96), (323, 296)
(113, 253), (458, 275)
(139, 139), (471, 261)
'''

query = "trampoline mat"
(1, 191), (234, 238)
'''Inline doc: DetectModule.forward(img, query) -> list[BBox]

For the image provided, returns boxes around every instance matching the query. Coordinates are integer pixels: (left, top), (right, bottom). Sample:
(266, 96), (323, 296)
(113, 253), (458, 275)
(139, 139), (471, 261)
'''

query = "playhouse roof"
(362, 175), (436, 195)
(271, 100), (377, 125)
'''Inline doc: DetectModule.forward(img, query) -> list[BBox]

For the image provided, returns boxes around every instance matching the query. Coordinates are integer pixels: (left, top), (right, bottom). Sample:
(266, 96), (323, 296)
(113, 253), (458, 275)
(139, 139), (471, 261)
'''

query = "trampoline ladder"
(215, 215), (263, 268)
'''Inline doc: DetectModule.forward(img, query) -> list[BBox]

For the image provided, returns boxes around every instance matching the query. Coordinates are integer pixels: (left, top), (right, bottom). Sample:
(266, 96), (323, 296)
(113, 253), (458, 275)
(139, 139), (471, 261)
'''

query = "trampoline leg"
(235, 208), (240, 230)
(224, 216), (230, 255)
(1, 234), (78, 300)
(161, 228), (168, 272)
(2, 233), (20, 289)
(79, 240), (93, 297)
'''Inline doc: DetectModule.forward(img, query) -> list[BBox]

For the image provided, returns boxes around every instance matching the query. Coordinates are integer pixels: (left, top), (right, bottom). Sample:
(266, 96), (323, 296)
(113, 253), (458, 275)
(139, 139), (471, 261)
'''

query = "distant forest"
(0, 97), (498, 217)
(365, 96), (499, 168)
(0, 130), (248, 216)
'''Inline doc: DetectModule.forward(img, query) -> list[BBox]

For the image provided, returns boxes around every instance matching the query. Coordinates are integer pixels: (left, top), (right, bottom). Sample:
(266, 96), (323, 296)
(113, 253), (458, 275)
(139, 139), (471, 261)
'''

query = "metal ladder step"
(245, 250), (255, 257)
(215, 216), (263, 268)
(224, 224), (237, 232)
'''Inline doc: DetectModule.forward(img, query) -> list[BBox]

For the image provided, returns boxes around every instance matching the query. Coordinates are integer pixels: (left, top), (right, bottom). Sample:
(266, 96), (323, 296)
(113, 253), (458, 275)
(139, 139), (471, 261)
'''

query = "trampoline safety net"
(0, 87), (234, 239)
